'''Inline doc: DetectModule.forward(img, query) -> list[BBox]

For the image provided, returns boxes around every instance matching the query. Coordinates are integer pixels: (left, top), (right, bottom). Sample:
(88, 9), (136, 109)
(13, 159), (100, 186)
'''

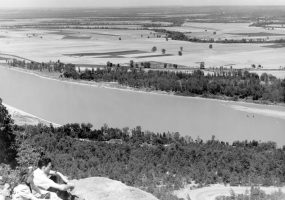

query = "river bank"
(3, 103), (61, 127)
(2, 64), (284, 108)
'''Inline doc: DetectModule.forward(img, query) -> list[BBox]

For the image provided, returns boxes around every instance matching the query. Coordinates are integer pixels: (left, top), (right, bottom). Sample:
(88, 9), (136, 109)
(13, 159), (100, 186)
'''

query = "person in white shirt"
(33, 158), (74, 200)
(12, 169), (49, 200)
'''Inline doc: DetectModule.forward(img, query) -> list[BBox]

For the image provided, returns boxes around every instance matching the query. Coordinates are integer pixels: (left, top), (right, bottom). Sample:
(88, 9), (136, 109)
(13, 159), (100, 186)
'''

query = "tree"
(151, 46), (157, 52)
(230, 188), (236, 199)
(281, 79), (285, 102)
(130, 60), (134, 68)
(161, 49), (166, 55)
(64, 64), (79, 79)
(260, 73), (269, 84)
(16, 139), (42, 168)
(0, 99), (16, 165)
(0, 164), (19, 185)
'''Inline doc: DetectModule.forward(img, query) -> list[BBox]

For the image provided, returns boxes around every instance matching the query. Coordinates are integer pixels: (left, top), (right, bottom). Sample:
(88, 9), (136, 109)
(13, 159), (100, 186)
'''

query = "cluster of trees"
(1, 99), (285, 199)
(250, 21), (283, 28)
(3, 24), (147, 30)
(3, 15), (185, 30)
(154, 29), (189, 41)
(4, 16), (186, 31)
(64, 65), (285, 103)
(154, 29), (285, 44)
(151, 46), (182, 56)
(0, 99), (17, 167)
(188, 38), (285, 44)
(8, 59), (67, 73)
(216, 187), (285, 200)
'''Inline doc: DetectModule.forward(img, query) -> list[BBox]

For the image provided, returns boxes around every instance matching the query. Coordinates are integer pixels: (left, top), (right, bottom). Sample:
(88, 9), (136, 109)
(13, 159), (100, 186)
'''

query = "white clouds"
(0, 0), (285, 8)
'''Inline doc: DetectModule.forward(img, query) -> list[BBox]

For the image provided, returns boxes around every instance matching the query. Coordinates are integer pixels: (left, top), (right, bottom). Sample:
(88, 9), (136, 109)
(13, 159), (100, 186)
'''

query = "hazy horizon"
(1, 0), (285, 8)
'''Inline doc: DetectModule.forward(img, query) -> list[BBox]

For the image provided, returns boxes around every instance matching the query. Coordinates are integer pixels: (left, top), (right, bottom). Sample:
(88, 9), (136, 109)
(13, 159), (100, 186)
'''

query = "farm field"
(163, 22), (285, 40)
(1, 18), (285, 69)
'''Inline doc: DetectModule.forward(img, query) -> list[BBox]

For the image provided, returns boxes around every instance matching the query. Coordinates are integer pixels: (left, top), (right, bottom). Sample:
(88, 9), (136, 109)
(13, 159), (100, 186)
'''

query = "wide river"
(1, 66), (285, 145)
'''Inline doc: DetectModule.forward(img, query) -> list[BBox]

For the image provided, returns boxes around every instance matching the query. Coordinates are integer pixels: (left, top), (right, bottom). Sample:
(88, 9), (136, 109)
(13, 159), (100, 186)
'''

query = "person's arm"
(33, 171), (73, 192)
(48, 182), (74, 191)
(49, 170), (69, 183)
(55, 171), (69, 184)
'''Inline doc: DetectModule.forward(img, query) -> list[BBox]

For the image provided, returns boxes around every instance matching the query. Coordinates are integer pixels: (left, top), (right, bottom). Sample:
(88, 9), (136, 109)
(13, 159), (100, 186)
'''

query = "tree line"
(63, 65), (285, 103)
(216, 186), (285, 200)
(154, 29), (285, 44)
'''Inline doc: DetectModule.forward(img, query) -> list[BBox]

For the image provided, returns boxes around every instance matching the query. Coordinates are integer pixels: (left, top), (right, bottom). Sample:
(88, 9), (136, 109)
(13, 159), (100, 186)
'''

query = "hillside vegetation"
(1, 99), (285, 200)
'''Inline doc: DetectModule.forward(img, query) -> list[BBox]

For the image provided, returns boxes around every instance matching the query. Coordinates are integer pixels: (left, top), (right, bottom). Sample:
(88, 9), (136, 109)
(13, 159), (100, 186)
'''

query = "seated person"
(33, 158), (74, 200)
(12, 169), (50, 200)
(26, 167), (47, 199)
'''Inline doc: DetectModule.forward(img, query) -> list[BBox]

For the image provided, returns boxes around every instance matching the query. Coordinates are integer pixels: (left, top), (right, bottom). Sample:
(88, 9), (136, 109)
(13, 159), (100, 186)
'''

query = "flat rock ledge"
(70, 177), (158, 200)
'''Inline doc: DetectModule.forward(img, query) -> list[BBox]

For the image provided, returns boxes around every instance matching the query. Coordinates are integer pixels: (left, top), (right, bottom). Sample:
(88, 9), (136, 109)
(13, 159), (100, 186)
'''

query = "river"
(0, 65), (285, 145)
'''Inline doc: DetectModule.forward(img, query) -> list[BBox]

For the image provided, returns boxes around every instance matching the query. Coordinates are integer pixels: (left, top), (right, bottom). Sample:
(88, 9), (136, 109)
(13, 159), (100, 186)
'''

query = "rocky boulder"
(70, 177), (158, 200)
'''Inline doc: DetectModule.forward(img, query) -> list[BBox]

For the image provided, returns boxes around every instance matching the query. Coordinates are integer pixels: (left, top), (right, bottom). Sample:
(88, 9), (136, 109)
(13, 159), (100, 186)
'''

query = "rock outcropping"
(70, 177), (158, 200)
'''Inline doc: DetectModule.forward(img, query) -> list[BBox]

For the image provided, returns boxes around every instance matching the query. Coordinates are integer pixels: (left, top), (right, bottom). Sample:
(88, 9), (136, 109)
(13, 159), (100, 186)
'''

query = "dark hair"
(38, 157), (52, 169)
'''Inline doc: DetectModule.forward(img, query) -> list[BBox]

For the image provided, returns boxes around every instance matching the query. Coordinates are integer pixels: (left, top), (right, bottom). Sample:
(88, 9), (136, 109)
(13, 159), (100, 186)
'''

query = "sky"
(1, 0), (285, 8)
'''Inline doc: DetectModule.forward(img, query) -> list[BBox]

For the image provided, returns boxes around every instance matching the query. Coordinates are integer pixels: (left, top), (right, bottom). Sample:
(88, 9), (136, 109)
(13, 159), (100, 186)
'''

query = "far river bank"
(1, 64), (285, 108)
